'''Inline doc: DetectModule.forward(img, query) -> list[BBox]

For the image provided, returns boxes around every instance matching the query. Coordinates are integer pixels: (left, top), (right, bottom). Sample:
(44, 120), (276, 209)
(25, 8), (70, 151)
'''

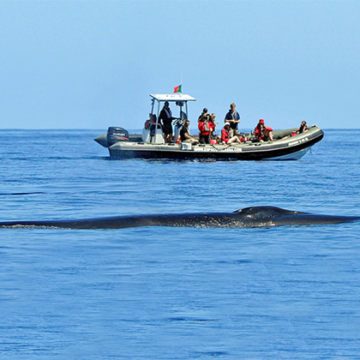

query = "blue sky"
(1, 0), (359, 130)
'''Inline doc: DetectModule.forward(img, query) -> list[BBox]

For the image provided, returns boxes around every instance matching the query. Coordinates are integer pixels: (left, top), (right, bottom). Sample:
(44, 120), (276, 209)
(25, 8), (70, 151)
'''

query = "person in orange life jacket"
(224, 103), (241, 137)
(221, 123), (241, 144)
(159, 101), (175, 143)
(180, 120), (198, 144)
(254, 119), (275, 142)
(198, 115), (211, 144)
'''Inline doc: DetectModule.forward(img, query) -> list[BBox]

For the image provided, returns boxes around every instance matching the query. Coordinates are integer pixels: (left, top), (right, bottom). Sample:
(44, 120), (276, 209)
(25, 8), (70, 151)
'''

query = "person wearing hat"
(221, 122), (241, 144)
(224, 103), (241, 137)
(198, 114), (212, 144)
(198, 108), (209, 122)
(159, 101), (175, 143)
(254, 119), (275, 142)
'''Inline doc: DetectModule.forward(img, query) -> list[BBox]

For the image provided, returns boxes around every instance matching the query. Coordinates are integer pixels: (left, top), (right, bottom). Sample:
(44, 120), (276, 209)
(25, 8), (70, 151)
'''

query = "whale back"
(0, 206), (359, 229)
(234, 206), (307, 219)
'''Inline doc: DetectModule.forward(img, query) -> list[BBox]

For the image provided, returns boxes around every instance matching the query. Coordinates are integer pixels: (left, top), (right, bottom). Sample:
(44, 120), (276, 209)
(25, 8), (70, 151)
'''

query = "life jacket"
(255, 125), (273, 140)
(221, 128), (229, 143)
(199, 121), (211, 136)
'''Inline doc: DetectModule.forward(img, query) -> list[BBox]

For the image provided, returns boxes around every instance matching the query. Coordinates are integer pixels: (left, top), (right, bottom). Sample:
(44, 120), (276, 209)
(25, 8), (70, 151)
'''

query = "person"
(297, 120), (308, 134)
(221, 123), (241, 144)
(198, 108), (208, 122)
(254, 119), (275, 142)
(146, 114), (162, 137)
(180, 120), (198, 144)
(283, 120), (309, 139)
(159, 101), (175, 143)
(198, 115), (211, 144)
(224, 103), (241, 137)
(209, 113), (218, 138)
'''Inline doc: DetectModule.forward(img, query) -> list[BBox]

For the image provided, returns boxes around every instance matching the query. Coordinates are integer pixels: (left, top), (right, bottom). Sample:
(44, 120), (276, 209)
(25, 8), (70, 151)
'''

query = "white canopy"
(150, 94), (196, 102)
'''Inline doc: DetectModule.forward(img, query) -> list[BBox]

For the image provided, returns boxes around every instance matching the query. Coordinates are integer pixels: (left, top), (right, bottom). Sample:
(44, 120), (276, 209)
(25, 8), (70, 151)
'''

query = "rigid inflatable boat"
(94, 93), (324, 161)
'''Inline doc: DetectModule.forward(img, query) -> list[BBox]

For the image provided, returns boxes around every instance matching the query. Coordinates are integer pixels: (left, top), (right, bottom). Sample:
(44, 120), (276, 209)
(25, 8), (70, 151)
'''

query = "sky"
(0, 0), (359, 130)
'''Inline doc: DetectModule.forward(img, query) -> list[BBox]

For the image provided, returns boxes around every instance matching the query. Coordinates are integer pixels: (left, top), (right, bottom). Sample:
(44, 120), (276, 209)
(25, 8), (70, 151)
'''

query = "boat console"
(141, 93), (196, 144)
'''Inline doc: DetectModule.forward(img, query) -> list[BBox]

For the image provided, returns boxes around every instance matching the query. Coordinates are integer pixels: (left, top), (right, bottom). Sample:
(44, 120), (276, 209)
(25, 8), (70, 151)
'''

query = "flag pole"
(180, 68), (183, 92)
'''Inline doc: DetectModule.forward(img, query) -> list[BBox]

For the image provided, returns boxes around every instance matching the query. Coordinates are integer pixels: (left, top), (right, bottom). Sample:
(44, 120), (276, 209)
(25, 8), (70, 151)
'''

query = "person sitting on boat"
(224, 103), (241, 137)
(297, 120), (308, 134)
(221, 123), (241, 144)
(284, 120), (309, 139)
(198, 115), (211, 144)
(159, 101), (175, 143)
(180, 120), (198, 144)
(254, 119), (275, 142)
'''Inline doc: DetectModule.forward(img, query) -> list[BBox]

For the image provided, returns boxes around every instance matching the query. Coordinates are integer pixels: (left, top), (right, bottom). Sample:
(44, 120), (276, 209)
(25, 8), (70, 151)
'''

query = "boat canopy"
(150, 94), (196, 102)
(149, 93), (197, 127)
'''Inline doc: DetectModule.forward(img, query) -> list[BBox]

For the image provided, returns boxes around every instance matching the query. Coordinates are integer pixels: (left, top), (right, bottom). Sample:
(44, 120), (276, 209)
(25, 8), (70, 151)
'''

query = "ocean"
(0, 129), (359, 359)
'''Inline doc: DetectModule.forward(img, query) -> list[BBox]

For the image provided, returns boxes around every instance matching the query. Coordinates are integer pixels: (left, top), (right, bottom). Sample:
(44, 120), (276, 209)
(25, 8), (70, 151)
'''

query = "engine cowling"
(107, 127), (130, 147)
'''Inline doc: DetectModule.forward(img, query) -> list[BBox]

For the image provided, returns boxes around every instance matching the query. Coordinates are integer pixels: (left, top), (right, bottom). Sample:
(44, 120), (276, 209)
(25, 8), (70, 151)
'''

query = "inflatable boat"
(94, 93), (324, 161)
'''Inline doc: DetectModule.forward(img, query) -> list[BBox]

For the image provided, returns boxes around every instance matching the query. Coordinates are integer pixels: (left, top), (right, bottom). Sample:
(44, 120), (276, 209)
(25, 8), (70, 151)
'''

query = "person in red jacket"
(254, 119), (275, 142)
(198, 115), (211, 144)
(221, 123), (241, 144)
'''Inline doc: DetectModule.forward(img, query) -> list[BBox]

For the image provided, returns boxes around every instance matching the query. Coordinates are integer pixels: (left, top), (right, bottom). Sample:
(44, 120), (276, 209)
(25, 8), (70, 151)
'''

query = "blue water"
(0, 129), (359, 359)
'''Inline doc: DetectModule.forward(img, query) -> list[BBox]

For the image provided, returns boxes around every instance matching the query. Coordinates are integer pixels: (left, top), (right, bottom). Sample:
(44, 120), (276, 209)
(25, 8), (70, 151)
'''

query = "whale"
(0, 206), (359, 230)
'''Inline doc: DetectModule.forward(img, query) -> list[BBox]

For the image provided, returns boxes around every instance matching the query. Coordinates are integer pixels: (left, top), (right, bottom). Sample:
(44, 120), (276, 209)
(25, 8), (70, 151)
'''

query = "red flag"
(174, 85), (182, 93)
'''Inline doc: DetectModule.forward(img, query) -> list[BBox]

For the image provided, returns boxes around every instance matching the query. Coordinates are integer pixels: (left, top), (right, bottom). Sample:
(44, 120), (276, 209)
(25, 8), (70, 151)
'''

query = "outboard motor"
(107, 127), (130, 147)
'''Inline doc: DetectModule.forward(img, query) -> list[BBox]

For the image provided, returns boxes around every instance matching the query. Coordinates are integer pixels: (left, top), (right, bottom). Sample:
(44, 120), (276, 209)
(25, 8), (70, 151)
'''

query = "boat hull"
(106, 126), (324, 161)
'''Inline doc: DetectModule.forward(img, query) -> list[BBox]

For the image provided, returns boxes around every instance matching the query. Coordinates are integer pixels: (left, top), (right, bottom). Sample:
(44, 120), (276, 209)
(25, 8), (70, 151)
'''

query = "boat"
(94, 93), (324, 161)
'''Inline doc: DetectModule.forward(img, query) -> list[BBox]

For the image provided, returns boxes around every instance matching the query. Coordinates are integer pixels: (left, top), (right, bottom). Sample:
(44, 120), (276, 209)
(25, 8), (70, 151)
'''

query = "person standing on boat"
(198, 108), (208, 122)
(209, 113), (218, 138)
(254, 119), (275, 142)
(159, 101), (175, 143)
(224, 103), (241, 137)
(198, 115), (211, 144)
(180, 120), (198, 144)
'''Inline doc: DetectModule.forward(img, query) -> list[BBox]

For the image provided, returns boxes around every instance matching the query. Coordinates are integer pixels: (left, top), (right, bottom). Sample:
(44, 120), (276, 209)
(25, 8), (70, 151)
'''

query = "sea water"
(0, 129), (359, 359)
